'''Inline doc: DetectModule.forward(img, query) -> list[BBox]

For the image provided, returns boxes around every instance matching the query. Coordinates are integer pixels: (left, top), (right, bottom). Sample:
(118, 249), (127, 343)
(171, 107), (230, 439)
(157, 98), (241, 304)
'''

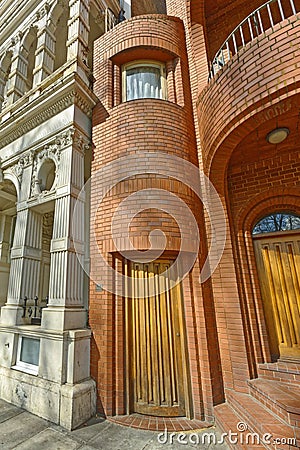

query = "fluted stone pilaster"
(5, 44), (28, 105)
(67, 0), (89, 63)
(33, 21), (56, 86)
(42, 132), (89, 330)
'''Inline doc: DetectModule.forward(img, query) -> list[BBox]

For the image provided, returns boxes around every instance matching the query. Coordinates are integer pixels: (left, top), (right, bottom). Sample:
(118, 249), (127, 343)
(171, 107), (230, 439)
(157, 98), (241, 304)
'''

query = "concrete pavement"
(0, 400), (229, 449)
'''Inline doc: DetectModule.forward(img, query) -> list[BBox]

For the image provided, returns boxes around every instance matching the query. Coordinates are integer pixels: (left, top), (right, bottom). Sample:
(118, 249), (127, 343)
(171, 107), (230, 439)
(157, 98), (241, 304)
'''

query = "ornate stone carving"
(10, 152), (33, 184)
(0, 90), (93, 149)
(74, 91), (93, 117)
(31, 142), (60, 197)
(42, 211), (54, 247)
(30, 128), (86, 197)
(36, 2), (50, 21)
(73, 128), (91, 153)
(94, 11), (105, 26)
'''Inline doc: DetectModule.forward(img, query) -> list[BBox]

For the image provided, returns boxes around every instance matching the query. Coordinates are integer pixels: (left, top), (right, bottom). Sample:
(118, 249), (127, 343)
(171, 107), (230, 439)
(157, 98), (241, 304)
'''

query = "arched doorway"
(252, 212), (300, 362)
(0, 179), (17, 306)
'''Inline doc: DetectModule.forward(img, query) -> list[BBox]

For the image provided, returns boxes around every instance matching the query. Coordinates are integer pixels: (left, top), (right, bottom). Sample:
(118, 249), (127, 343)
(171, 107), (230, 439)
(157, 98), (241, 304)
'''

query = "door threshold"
(107, 413), (212, 431)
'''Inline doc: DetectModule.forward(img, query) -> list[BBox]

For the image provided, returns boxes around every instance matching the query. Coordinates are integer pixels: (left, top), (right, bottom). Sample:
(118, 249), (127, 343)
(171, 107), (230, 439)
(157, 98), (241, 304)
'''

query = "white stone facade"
(0, 0), (119, 429)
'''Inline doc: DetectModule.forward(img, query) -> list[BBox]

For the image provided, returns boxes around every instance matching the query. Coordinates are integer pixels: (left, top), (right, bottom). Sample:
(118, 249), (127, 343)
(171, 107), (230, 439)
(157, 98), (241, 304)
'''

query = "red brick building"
(90, 0), (300, 446)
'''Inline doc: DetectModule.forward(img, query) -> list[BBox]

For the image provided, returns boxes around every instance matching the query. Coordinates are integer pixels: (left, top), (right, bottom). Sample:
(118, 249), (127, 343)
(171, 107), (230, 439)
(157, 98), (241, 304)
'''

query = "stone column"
(67, 0), (89, 63)
(32, 20), (56, 87)
(1, 209), (43, 325)
(5, 38), (28, 105)
(41, 130), (89, 331)
(0, 67), (7, 110)
(0, 50), (13, 110)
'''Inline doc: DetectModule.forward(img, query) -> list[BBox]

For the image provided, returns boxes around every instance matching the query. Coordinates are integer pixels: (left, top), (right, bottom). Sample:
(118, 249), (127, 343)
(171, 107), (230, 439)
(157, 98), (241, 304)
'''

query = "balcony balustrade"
(104, 7), (118, 32)
(209, 0), (300, 79)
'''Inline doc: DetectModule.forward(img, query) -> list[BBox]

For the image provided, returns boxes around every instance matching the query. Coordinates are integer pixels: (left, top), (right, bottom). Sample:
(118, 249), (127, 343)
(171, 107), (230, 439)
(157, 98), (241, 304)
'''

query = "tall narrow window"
(0, 51), (12, 110)
(122, 61), (167, 101)
(21, 27), (38, 93)
(53, 6), (69, 71)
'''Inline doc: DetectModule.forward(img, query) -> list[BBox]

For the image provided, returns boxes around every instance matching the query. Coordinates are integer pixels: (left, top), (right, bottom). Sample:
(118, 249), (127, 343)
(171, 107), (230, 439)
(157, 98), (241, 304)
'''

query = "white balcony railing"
(105, 7), (117, 32)
(209, 0), (300, 79)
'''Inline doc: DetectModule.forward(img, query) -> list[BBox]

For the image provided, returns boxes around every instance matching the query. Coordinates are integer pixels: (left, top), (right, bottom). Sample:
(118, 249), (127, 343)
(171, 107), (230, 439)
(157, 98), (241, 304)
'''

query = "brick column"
(210, 196), (251, 393)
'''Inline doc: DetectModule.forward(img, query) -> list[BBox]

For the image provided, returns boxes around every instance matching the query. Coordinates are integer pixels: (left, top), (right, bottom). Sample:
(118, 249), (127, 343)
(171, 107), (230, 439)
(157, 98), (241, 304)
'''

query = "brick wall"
(225, 129), (300, 373)
(196, 7), (300, 396)
(228, 148), (300, 222)
(204, 0), (267, 61)
(90, 14), (221, 420)
(132, 0), (166, 16)
(89, 0), (300, 425)
(198, 13), (300, 175)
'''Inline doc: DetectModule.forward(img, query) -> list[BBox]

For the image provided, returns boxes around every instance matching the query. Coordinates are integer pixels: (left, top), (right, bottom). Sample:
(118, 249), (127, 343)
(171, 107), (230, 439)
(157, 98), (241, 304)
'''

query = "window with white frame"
(122, 61), (167, 102)
(14, 336), (40, 375)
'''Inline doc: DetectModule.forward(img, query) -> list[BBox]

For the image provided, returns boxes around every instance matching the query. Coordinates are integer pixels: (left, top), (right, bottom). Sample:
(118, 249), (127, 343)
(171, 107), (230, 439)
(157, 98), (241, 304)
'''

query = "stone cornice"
(0, 92), (75, 149)
(0, 72), (97, 149)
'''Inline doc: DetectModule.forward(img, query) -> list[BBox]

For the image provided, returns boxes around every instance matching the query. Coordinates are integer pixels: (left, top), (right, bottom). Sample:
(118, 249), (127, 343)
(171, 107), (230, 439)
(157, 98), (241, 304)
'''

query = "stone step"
(215, 403), (265, 450)
(248, 378), (300, 428)
(225, 390), (298, 449)
(258, 362), (300, 386)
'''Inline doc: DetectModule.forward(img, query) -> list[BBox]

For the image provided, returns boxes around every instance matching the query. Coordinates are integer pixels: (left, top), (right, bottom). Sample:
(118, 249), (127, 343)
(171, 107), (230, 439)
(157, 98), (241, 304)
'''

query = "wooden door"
(253, 231), (300, 361)
(126, 260), (189, 417)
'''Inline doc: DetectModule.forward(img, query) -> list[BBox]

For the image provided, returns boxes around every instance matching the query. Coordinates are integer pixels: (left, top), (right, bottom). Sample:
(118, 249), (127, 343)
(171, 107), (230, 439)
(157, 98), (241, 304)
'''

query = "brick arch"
(207, 91), (300, 195)
(239, 189), (300, 234)
(198, 14), (300, 184)
(229, 189), (300, 367)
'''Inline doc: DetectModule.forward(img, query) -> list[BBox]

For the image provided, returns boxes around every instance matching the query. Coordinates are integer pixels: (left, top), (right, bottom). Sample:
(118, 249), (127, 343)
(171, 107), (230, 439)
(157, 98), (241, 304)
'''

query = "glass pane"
(252, 213), (300, 235)
(126, 66), (162, 101)
(20, 337), (40, 366)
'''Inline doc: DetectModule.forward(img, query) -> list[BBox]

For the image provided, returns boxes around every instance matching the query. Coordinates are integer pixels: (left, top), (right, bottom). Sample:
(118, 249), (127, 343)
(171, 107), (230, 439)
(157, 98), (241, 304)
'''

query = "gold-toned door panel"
(254, 232), (300, 361)
(126, 260), (187, 417)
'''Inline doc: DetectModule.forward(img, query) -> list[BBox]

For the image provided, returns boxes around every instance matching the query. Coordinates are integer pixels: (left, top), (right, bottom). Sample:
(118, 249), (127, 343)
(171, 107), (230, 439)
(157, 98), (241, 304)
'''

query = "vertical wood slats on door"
(129, 261), (186, 417)
(254, 232), (300, 360)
